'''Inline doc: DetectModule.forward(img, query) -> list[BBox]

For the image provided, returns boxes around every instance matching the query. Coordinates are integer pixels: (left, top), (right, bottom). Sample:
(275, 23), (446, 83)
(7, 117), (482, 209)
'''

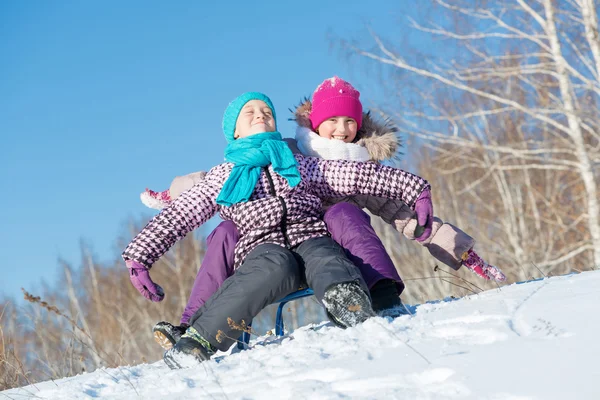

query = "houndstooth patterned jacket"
(122, 154), (430, 270)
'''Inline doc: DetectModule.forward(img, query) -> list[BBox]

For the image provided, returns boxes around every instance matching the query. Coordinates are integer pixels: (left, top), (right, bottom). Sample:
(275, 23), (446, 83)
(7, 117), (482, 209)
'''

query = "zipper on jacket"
(263, 167), (292, 248)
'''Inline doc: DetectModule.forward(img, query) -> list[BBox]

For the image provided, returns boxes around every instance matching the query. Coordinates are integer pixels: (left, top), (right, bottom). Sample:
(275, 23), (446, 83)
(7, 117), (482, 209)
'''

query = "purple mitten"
(414, 189), (433, 243)
(126, 260), (165, 302)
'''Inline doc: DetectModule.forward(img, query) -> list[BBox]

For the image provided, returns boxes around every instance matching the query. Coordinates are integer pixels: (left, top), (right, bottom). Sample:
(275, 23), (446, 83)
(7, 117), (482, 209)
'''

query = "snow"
(4, 271), (600, 399)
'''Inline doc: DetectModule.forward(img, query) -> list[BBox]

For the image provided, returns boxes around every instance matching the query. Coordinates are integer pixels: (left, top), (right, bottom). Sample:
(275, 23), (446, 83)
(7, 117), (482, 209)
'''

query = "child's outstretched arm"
(309, 158), (429, 208)
(400, 215), (505, 281)
(306, 156), (433, 239)
(333, 173), (506, 282)
(123, 167), (223, 301)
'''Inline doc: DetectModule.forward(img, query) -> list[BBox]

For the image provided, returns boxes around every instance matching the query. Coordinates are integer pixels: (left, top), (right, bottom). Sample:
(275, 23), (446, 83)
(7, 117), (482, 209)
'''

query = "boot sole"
(154, 331), (174, 350)
(324, 285), (377, 328)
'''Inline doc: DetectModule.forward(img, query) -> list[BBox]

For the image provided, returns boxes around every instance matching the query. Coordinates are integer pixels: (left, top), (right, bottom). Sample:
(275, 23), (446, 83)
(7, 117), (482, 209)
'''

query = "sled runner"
(238, 288), (315, 349)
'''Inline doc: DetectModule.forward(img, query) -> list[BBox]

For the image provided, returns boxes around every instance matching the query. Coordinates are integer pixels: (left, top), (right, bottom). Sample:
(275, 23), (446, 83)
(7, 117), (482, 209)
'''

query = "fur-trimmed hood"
(292, 98), (402, 162)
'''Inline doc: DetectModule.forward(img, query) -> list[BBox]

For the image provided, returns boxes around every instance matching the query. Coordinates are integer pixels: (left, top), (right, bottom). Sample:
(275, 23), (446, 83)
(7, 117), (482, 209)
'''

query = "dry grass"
(1, 229), (314, 390)
(0, 303), (34, 391)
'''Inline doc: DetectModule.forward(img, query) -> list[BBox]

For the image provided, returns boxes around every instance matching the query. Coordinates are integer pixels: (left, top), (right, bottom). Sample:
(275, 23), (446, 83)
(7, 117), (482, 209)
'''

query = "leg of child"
(324, 202), (404, 310)
(180, 220), (239, 326)
(295, 236), (375, 327)
(187, 243), (302, 352)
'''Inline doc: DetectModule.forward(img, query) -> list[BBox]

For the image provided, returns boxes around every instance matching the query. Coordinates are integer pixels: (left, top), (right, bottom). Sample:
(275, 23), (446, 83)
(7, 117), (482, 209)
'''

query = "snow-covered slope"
(5, 271), (600, 399)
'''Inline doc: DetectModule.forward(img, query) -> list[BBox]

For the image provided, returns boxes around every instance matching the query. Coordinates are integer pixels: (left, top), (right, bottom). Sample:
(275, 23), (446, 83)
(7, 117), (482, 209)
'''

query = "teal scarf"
(216, 131), (301, 206)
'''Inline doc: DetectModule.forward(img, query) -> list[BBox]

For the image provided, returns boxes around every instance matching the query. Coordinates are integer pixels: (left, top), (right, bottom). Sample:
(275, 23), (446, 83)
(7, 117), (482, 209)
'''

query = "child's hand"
(462, 249), (507, 282)
(141, 188), (172, 210)
(414, 189), (433, 242)
(482, 264), (506, 282)
(126, 260), (165, 302)
(466, 263), (507, 282)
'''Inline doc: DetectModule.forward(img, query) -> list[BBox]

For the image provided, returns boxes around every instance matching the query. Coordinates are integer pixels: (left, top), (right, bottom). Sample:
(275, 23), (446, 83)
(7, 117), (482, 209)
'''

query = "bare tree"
(346, 0), (600, 276)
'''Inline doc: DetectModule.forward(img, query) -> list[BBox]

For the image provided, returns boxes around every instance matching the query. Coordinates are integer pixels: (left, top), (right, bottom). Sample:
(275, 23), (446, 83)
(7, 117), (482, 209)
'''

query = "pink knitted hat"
(309, 76), (363, 130)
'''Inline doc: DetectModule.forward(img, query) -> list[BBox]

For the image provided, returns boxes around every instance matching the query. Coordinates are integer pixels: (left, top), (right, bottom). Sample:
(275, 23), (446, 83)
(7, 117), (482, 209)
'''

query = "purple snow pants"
(179, 202), (403, 325)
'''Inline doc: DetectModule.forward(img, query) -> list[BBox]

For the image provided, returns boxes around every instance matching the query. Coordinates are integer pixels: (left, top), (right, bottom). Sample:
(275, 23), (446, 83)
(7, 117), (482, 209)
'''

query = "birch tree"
(349, 0), (600, 272)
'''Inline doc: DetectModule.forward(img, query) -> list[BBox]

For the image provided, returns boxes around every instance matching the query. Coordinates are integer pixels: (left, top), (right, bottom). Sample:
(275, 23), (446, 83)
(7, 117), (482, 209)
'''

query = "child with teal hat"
(123, 91), (435, 368)
(217, 92), (300, 206)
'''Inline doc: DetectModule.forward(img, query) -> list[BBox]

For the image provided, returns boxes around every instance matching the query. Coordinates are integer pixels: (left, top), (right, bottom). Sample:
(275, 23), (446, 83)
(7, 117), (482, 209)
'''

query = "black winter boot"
(163, 327), (215, 369)
(152, 321), (188, 350)
(370, 279), (409, 317)
(370, 279), (401, 311)
(322, 281), (376, 328)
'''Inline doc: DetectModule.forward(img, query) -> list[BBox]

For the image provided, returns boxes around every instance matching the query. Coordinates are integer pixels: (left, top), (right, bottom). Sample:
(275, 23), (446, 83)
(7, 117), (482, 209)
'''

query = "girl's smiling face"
(234, 100), (276, 139)
(316, 116), (358, 143)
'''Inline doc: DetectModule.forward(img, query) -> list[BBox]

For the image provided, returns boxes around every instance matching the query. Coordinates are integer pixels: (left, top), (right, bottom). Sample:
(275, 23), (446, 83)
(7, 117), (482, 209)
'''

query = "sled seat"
(238, 288), (314, 349)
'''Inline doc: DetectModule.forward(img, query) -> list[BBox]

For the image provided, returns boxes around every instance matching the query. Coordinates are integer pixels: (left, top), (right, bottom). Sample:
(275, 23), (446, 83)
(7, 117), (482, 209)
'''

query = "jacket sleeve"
(170, 171), (207, 199)
(122, 167), (223, 268)
(304, 156), (430, 209)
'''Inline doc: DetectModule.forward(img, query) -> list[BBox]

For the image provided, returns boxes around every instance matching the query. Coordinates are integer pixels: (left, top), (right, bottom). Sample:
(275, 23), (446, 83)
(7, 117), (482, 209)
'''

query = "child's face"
(234, 100), (276, 139)
(316, 117), (358, 143)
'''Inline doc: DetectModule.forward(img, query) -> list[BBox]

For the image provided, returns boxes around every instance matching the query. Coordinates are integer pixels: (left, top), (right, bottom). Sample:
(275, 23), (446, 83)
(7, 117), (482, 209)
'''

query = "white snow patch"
(4, 271), (600, 399)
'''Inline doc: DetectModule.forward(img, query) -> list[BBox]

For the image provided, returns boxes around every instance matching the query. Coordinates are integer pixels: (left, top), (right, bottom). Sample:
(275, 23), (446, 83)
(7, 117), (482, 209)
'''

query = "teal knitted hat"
(222, 92), (277, 143)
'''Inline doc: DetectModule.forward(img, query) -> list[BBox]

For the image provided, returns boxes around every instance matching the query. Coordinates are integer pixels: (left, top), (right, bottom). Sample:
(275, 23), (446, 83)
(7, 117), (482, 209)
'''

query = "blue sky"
(0, 1), (437, 301)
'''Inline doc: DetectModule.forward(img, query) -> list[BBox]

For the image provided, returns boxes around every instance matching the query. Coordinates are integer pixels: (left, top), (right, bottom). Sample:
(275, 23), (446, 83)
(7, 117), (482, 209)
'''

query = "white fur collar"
(295, 127), (371, 162)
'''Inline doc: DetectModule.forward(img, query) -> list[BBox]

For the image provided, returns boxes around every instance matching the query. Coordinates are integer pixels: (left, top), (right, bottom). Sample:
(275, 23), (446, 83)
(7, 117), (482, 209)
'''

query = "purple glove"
(414, 189), (433, 243)
(126, 260), (165, 302)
